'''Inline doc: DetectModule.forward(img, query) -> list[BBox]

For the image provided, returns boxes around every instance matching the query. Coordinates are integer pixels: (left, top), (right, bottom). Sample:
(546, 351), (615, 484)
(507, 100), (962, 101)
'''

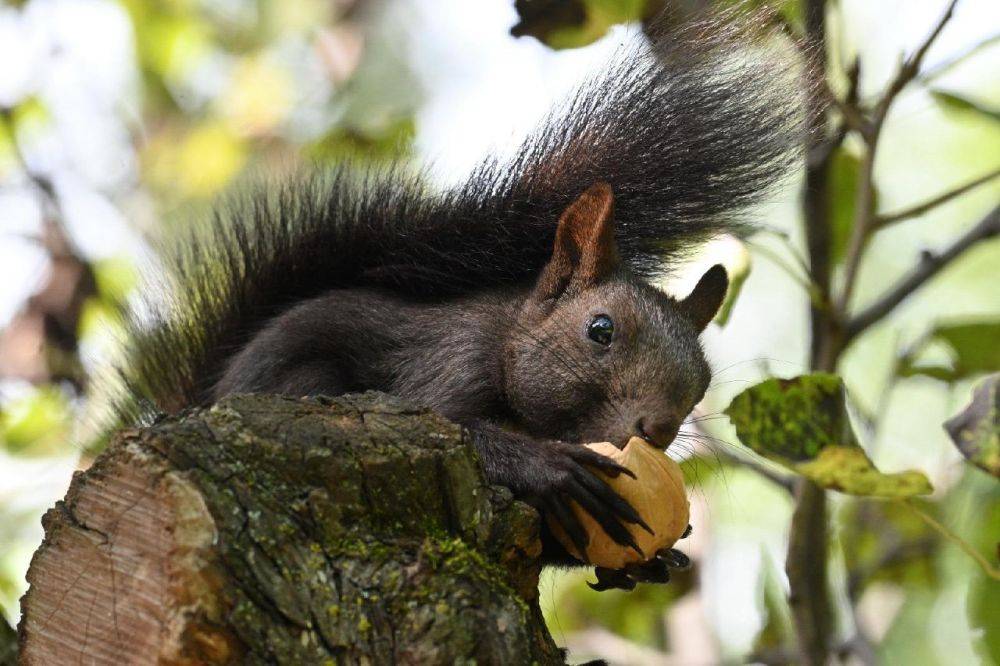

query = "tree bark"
(17, 392), (564, 665)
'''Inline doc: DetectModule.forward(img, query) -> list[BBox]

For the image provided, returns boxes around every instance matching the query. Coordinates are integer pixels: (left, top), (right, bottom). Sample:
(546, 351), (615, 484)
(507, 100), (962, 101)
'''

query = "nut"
(549, 436), (689, 569)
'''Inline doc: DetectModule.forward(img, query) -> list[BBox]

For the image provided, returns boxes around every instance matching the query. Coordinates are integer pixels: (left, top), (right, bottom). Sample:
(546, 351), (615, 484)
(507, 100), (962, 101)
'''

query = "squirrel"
(108, 12), (803, 591)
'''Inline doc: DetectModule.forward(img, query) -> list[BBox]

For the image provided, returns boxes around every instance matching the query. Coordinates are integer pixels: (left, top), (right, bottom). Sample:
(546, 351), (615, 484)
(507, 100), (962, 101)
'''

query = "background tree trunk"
(16, 392), (564, 665)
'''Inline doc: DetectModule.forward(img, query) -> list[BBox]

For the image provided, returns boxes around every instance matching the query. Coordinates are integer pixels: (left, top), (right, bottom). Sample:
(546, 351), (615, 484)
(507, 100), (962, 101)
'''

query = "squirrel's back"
(109, 10), (806, 427)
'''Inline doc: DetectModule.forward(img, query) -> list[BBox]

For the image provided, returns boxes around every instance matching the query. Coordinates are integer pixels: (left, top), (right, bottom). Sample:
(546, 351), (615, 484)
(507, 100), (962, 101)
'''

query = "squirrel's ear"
(680, 264), (729, 331)
(533, 182), (619, 300)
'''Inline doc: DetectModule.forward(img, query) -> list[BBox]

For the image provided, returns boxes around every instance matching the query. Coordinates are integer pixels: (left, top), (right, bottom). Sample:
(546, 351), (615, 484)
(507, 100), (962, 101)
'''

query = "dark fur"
(105, 12), (804, 574)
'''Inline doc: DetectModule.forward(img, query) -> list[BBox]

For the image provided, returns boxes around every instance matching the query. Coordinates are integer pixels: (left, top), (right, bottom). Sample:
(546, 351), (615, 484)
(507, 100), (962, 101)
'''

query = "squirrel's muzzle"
(634, 417), (680, 450)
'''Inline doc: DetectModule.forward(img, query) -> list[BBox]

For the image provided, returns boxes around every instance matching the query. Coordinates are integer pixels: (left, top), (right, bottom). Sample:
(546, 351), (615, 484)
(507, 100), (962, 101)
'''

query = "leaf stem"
(901, 499), (1000, 580)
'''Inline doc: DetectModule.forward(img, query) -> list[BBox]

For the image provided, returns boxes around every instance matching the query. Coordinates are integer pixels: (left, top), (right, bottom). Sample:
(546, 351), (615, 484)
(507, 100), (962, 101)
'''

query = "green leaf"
(967, 478), (1000, 661)
(511, 0), (649, 50)
(901, 321), (1000, 381)
(725, 374), (933, 497)
(306, 116), (415, 164)
(713, 239), (752, 327)
(0, 386), (72, 456)
(944, 373), (999, 478)
(827, 147), (877, 264)
(931, 91), (1000, 124)
(10, 95), (50, 132)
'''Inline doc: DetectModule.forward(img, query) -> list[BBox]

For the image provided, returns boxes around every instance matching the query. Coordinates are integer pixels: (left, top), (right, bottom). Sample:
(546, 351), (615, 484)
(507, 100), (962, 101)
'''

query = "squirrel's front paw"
(587, 525), (692, 592)
(519, 440), (651, 561)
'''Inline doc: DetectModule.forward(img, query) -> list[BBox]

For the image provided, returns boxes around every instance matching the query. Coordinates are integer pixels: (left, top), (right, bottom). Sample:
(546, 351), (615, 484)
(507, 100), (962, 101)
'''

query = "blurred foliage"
(0, 386), (72, 457)
(840, 499), (939, 594)
(966, 475), (1000, 664)
(712, 239), (752, 327)
(77, 258), (138, 339)
(0, 613), (14, 666)
(827, 147), (875, 264)
(308, 116), (416, 163)
(144, 121), (248, 199)
(944, 373), (999, 477)
(543, 565), (695, 650)
(0, 0), (420, 630)
(932, 90), (1000, 124)
(511, 0), (649, 49)
(751, 555), (796, 657)
(901, 321), (1000, 382)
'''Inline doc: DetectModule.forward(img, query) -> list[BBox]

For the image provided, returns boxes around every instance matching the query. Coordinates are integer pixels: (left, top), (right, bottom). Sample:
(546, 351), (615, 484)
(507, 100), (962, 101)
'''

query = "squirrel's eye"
(587, 314), (614, 346)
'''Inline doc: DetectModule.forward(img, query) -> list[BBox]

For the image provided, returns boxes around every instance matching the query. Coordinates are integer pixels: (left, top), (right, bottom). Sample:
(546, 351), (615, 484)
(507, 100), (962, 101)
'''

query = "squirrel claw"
(588, 567), (636, 592)
(625, 559), (671, 584)
(681, 523), (693, 539)
(656, 547), (691, 570)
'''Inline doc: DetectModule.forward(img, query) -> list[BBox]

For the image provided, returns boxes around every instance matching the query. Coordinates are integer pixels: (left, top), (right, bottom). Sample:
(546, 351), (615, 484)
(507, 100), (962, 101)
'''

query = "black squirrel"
(110, 13), (803, 591)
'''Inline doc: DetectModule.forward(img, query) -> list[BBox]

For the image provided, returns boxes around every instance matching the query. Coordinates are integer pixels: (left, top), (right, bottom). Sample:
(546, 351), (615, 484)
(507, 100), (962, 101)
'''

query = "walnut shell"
(549, 436), (689, 569)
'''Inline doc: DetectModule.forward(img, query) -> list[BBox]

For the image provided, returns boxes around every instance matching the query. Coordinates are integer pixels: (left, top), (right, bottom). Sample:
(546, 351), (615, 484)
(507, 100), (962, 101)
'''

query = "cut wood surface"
(17, 392), (562, 665)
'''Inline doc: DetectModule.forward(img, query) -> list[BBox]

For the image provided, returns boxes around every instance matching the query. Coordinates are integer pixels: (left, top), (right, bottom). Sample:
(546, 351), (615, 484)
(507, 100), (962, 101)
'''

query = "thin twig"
(717, 448), (795, 494)
(845, 204), (1000, 341)
(874, 166), (1000, 228)
(917, 32), (1000, 85)
(0, 107), (77, 257)
(874, 0), (960, 121)
(815, 61), (866, 147)
(902, 500), (1000, 580)
(836, 0), (960, 315)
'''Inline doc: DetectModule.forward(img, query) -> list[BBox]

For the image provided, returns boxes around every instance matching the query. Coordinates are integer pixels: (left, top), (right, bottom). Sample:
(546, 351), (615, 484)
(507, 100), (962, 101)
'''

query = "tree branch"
(845, 204), (1000, 341)
(836, 0), (961, 315)
(789, 1), (837, 662)
(802, 0), (838, 370)
(0, 107), (71, 248)
(785, 480), (831, 666)
(874, 167), (1000, 228)
(874, 0), (960, 120)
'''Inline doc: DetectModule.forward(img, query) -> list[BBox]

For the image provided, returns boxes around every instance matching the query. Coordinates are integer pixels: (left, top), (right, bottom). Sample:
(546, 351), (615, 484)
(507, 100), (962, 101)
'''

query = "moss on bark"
(18, 392), (563, 665)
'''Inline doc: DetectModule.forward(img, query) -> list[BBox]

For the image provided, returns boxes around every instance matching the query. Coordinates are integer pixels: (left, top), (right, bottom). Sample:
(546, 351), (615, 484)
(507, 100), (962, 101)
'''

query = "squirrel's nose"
(635, 417), (680, 449)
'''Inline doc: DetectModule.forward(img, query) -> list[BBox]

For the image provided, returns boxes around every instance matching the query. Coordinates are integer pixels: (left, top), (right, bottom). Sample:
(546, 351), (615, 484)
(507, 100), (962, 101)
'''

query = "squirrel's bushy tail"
(105, 9), (806, 428)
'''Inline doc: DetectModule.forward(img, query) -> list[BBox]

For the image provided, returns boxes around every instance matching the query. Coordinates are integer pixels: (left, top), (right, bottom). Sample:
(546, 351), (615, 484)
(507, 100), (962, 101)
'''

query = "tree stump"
(17, 393), (563, 665)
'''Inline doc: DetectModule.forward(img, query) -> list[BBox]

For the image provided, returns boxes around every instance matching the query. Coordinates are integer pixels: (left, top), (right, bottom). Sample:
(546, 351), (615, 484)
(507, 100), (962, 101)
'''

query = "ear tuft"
(680, 264), (729, 331)
(533, 182), (619, 300)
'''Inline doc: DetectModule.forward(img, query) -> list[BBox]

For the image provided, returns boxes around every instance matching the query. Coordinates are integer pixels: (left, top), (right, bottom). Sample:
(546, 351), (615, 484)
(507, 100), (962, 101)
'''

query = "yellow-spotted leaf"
(725, 374), (933, 497)
(796, 446), (932, 497)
